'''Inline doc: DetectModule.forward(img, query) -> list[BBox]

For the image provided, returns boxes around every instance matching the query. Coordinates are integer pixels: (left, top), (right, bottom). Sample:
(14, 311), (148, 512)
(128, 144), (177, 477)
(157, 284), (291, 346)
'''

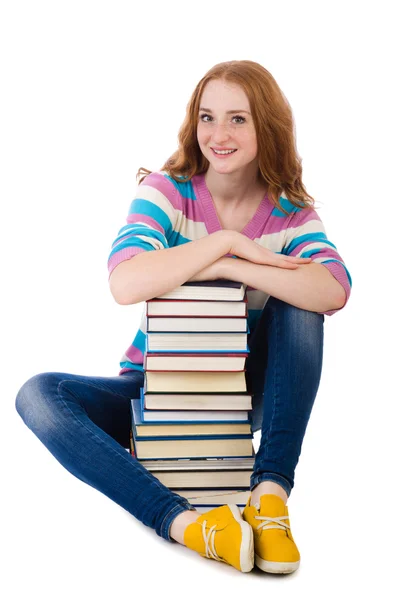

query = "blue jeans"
(15, 297), (324, 542)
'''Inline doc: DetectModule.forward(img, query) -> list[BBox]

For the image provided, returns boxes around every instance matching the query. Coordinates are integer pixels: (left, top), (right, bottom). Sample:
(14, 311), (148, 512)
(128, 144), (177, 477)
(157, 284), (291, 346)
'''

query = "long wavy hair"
(137, 60), (316, 214)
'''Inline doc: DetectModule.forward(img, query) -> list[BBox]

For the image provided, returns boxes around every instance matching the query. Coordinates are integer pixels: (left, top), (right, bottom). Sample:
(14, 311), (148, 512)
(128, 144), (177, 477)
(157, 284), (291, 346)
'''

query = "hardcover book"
(142, 463), (253, 488)
(176, 489), (251, 507)
(146, 298), (248, 317)
(146, 331), (249, 352)
(144, 370), (247, 393)
(144, 352), (248, 372)
(142, 390), (252, 411)
(147, 316), (248, 333)
(131, 398), (251, 437)
(156, 279), (247, 302)
(139, 456), (255, 470)
(131, 436), (255, 460)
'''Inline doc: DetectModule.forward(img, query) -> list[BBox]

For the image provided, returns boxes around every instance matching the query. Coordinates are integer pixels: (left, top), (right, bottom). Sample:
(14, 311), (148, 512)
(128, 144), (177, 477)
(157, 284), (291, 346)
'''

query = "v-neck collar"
(192, 172), (273, 240)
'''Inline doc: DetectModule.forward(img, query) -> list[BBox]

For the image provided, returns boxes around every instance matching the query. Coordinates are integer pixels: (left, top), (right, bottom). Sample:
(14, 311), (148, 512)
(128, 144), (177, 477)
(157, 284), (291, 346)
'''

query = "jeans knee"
(15, 372), (60, 436)
(271, 297), (324, 328)
(268, 297), (324, 355)
(272, 296), (323, 319)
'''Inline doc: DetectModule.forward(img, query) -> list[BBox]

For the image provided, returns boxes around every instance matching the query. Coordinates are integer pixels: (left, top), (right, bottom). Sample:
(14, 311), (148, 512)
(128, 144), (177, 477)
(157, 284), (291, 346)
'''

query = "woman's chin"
(207, 160), (239, 175)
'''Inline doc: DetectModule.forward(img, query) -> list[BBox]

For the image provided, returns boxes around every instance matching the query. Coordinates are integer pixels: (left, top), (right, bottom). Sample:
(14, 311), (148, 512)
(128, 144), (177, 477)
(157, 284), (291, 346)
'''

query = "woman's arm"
(217, 257), (347, 313)
(109, 230), (233, 305)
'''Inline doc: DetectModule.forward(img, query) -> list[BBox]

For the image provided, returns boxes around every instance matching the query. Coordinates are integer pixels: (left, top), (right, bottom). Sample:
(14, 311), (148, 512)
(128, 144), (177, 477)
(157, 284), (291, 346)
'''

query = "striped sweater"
(108, 171), (352, 375)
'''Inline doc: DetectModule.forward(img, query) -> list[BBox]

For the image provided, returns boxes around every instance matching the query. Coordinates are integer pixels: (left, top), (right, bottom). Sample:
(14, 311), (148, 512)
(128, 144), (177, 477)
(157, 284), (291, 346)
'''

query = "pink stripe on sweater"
(125, 344), (144, 363)
(289, 243), (340, 259)
(127, 213), (165, 234)
(107, 247), (145, 278)
(259, 209), (321, 236)
(140, 172), (183, 211)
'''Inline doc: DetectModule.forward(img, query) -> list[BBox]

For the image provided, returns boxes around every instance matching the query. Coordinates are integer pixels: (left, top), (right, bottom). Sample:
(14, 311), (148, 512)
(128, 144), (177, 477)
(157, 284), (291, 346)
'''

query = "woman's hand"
(226, 230), (312, 269)
(186, 257), (229, 282)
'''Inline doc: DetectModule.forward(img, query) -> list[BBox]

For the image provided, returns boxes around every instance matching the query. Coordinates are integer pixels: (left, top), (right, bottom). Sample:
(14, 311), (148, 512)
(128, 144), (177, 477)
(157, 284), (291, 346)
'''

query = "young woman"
(16, 60), (352, 575)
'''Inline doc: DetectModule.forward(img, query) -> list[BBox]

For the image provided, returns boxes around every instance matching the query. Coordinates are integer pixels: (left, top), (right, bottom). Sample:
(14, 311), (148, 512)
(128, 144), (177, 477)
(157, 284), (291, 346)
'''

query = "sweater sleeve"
(282, 206), (352, 316)
(107, 172), (179, 279)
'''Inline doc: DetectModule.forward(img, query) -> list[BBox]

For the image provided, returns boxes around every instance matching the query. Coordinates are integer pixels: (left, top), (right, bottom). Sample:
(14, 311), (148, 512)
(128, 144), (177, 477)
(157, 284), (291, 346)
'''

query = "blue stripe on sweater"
(321, 259), (353, 286)
(128, 198), (173, 231)
(283, 232), (337, 255)
(271, 196), (305, 217)
(164, 175), (197, 200)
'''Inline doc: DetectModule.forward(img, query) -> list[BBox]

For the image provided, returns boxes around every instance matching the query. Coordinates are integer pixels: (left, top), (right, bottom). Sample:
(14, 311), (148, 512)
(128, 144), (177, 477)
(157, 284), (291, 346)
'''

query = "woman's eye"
(199, 113), (246, 124)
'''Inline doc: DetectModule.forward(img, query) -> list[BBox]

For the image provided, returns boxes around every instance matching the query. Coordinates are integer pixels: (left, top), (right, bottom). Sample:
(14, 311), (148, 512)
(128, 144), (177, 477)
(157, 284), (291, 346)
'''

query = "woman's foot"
(250, 480), (288, 505)
(170, 509), (199, 545)
(174, 505), (254, 573)
(242, 494), (300, 574)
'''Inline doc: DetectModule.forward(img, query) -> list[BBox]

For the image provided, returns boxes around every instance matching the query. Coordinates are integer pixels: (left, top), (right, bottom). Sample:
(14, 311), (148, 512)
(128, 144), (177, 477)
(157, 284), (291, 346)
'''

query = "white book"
(147, 317), (247, 332)
(141, 408), (250, 423)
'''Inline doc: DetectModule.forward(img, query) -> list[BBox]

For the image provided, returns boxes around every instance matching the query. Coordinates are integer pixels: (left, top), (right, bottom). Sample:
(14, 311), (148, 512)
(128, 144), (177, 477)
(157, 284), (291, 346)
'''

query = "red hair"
(137, 60), (316, 214)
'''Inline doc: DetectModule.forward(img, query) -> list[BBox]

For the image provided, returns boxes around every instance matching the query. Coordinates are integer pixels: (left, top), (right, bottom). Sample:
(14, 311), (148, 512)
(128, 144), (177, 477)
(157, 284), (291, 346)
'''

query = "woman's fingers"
(270, 255), (312, 269)
(228, 233), (313, 268)
(283, 256), (312, 263)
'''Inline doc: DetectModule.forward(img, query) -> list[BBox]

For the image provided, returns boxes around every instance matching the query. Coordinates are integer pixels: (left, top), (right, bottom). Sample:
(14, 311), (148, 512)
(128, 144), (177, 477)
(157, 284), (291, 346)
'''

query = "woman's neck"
(204, 167), (267, 207)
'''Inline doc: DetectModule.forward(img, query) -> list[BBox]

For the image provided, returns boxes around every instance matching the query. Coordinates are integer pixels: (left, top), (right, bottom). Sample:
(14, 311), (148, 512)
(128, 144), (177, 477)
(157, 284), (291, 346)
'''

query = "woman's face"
(197, 79), (258, 177)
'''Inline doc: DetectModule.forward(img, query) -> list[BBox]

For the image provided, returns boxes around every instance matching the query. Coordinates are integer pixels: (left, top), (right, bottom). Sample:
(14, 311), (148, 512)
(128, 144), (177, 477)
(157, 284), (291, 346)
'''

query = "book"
(140, 406), (250, 423)
(131, 436), (255, 460)
(146, 298), (248, 317)
(128, 438), (255, 487)
(177, 489), (251, 509)
(145, 352), (248, 372)
(143, 391), (252, 411)
(157, 279), (247, 301)
(146, 331), (249, 352)
(145, 469), (253, 489)
(139, 457), (255, 470)
(147, 316), (248, 333)
(131, 398), (251, 437)
(145, 370), (247, 393)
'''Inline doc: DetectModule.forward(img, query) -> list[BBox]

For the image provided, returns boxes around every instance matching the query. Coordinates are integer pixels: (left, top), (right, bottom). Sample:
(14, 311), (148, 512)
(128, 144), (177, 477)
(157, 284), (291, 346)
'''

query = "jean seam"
(160, 501), (196, 542)
(262, 306), (279, 459)
(68, 375), (144, 400)
(250, 472), (291, 497)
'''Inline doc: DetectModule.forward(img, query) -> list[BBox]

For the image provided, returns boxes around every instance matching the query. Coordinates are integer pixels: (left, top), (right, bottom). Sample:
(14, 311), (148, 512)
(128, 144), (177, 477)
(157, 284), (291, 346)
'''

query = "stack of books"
(129, 279), (255, 513)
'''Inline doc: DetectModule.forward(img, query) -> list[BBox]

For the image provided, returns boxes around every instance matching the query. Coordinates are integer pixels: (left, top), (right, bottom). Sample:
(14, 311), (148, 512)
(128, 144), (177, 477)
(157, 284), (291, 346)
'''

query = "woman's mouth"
(211, 148), (237, 157)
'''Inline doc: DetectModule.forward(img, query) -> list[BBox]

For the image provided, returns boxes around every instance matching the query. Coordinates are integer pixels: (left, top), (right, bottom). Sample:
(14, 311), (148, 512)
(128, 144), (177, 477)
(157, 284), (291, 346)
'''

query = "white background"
(1, 1), (396, 598)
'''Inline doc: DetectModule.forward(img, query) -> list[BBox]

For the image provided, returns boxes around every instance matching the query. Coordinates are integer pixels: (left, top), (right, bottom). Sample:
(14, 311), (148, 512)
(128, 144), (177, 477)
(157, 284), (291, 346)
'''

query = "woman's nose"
(211, 123), (231, 143)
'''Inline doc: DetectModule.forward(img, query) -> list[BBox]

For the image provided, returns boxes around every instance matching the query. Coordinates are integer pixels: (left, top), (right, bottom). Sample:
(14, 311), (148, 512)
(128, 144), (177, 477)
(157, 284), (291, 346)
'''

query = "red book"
(144, 352), (248, 372)
(146, 296), (248, 318)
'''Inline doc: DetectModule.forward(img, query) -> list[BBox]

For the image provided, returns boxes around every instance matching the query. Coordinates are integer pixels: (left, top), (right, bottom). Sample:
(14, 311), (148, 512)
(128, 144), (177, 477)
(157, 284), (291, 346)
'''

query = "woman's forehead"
(200, 79), (250, 110)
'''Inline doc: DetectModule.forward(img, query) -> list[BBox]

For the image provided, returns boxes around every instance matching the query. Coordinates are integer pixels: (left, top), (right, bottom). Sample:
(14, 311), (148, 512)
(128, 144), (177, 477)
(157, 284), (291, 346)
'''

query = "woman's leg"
(15, 371), (196, 541)
(246, 296), (325, 499)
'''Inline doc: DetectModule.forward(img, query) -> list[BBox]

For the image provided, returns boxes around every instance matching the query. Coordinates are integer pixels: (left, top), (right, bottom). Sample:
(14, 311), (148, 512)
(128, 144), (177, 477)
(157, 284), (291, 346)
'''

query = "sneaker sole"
(227, 504), (254, 573)
(255, 554), (300, 574)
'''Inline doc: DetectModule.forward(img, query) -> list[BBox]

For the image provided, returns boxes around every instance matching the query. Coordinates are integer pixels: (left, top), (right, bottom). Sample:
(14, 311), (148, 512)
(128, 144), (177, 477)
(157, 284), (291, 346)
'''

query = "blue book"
(131, 398), (252, 440)
(130, 401), (254, 460)
(131, 436), (255, 460)
(144, 323), (250, 354)
(146, 331), (250, 353)
(131, 398), (252, 438)
(140, 387), (253, 413)
(144, 370), (247, 394)
(138, 389), (250, 424)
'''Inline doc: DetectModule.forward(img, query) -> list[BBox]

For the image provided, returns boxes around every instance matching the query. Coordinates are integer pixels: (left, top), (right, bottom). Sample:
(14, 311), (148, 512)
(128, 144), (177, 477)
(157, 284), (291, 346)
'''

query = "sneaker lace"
(201, 520), (220, 561)
(253, 503), (290, 532)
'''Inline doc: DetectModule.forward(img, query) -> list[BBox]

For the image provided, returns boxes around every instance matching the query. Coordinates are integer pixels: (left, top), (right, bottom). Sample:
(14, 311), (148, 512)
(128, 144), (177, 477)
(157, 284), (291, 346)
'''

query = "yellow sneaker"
(242, 494), (300, 574)
(184, 504), (254, 572)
